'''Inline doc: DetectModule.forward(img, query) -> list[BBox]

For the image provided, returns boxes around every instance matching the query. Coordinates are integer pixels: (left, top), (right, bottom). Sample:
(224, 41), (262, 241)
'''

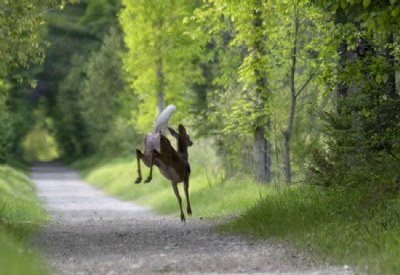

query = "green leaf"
(391, 8), (399, 17)
(363, 0), (371, 8)
(375, 74), (382, 84)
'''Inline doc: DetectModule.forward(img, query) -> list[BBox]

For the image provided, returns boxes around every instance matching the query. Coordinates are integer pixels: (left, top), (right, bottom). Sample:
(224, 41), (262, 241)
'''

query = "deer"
(135, 105), (193, 222)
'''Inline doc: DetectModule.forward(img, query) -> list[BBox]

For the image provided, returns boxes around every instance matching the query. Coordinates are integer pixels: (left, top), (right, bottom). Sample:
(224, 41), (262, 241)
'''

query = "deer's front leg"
(184, 169), (192, 216)
(171, 182), (185, 222)
(135, 149), (143, 184)
(144, 149), (159, 183)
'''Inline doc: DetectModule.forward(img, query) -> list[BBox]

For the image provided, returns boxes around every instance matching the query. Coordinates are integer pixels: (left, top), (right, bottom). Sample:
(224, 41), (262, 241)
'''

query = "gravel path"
(31, 162), (353, 274)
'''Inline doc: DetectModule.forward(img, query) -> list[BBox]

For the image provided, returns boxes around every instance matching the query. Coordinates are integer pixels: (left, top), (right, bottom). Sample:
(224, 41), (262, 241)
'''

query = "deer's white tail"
(153, 104), (176, 134)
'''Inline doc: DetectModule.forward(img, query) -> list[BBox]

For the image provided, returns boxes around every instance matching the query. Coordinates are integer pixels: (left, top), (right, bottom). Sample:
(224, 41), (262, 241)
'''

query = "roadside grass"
(73, 140), (400, 274)
(0, 165), (49, 275)
(221, 185), (400, 274)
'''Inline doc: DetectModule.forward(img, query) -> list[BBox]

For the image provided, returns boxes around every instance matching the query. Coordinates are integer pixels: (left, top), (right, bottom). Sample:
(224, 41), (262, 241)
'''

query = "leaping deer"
(135, 105), (193, 222)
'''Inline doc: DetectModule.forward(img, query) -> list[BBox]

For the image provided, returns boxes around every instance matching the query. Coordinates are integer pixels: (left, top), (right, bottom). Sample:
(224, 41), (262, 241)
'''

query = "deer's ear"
(178, 124), (186, 134)
(168, 127), (178, 138)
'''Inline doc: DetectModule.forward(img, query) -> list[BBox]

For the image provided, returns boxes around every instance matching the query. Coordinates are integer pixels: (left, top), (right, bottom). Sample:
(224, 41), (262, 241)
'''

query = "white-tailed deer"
(135, 105), (193, 221)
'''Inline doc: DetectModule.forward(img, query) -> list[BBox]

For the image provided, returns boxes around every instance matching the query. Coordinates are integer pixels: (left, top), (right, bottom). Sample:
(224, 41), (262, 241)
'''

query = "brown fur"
(135, 124), (192, 221)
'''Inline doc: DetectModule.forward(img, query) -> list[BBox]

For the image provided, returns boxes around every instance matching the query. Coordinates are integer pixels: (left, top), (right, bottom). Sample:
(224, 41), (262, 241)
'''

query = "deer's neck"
(177, 141), (188, 159)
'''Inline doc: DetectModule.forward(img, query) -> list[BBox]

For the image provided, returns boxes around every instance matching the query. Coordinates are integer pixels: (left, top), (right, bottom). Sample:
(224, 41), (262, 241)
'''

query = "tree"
(119, 0), (203, 132)
(270, 1), (336, 182)
(80, 0), (121, 39)
(308, 1), (400, 195)
(79, 28), (126, 152)
(38, 1), (124, 159)
(193, 0), (274, 183)
(0, 1), (77, 162)
(56, 54), (90, 159)
(38, 1), (102, 119)
(193, 0), (339, 183)
(0, 0), (77, 79)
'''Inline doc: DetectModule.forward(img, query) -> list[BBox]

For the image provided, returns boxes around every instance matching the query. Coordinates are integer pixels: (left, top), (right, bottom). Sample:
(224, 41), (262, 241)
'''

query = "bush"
(307, 94), (400, 202)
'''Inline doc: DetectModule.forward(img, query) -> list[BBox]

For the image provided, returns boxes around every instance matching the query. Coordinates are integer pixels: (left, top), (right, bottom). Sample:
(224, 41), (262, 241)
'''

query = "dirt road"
(31, 163), (352, 274)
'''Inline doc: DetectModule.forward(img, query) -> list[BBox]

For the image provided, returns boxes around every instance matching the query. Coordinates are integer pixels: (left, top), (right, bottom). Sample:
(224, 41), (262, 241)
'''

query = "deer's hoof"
(187, 209), (192, 216)
(144, 177), (152, 183)
(135, 178), (142, 184)
(180, 214), (186, 223)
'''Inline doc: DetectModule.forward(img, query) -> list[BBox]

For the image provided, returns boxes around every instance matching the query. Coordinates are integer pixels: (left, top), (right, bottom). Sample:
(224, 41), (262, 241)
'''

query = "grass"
(221, 185), (400, 274)
(0, 165), (49, 275)
(74, 140), (400, 274)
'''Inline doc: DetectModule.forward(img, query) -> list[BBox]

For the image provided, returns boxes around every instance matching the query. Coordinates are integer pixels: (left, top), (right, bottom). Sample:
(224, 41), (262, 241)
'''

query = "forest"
(0, 0), (399, 273)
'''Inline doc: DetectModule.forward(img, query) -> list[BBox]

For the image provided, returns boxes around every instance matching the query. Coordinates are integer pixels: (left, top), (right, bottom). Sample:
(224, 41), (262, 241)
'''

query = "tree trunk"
(252, 3), (272, 183)
(283, 94), (296, 183)
(336, 40), (348, 115)
(385, 31), (398, 99)
(335, 8), (349, 115)
(283, 7), (299, 183)
(254, 125), (271, 183)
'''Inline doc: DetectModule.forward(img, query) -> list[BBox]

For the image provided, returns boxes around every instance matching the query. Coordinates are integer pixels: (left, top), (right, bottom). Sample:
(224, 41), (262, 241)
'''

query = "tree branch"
(295, 66), (320, 99)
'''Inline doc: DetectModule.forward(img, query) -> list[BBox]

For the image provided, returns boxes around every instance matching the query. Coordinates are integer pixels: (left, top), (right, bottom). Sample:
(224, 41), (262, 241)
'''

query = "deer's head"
(168, 125), (193, 149)
(178, 124), (193, 147)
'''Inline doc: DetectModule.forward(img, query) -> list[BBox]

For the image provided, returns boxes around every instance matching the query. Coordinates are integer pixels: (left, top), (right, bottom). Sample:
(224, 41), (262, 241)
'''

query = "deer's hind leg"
(171, 182), (185, 222)
(135, 149), (144, 184)
(144, 149), (160, 183)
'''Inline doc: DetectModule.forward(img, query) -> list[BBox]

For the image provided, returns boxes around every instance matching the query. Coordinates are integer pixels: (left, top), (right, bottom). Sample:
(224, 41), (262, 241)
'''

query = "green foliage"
(0, 1), (100, 163)
(190, 0), (338, 179)
(317, 0), (399, 32)
(0, 165), (48, 275)
(80, 0), (121, 39)
(308, 94), (400, 193)
(80, 28), (127, 153)
(39, 1), (100, 107)
(41, 2), (137, 160)
(0, 79), (37, 164)
(119, 0), (204, 132)
(192, 0), (266, 134)
(0, 0), (77, 78)
(56, 54), (91, 159)
(2, 84), (54, 167)
(38, 1), (116, 160)
(55, 27), (138, 159)
(307, 1), (400, 195)
(22, 117), (60, 162)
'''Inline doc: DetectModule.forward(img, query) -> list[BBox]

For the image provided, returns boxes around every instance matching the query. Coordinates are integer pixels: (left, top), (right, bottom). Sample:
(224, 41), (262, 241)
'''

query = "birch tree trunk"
(283, 6), (299, 183)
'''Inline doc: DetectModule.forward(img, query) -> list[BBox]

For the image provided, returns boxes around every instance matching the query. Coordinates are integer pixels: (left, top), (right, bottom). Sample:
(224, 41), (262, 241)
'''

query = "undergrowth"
(0, 165), (48, 275)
